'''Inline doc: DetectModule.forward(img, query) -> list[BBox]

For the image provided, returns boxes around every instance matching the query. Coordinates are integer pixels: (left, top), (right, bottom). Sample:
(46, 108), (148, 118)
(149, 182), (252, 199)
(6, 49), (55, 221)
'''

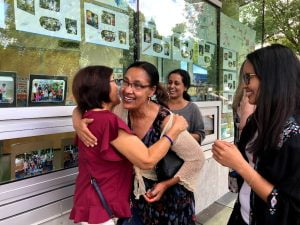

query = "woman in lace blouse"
(73, 61), (204, 225)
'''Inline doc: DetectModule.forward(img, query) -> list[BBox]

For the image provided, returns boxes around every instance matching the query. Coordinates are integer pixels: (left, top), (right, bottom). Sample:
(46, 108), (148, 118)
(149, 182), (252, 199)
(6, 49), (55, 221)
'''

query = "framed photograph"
(15, 148), (54, 180)
(0, 72), (16, 107)
(101, 11), (115, 26)
(28, 75), (67, 106)
(65, 18), (78, 35)
(86, 10), (98, 29)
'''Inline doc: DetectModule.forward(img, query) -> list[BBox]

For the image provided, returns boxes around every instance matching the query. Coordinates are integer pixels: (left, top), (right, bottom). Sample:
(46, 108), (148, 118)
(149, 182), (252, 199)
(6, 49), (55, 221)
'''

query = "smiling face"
(242, 60), (260, 105)
(167, 73), (186, 100)
(121, 67), (155, 110)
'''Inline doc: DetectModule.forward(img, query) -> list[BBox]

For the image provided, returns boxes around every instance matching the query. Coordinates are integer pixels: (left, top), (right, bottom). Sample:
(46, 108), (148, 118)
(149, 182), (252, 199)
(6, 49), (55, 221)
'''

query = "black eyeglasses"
(120, 79), (151, 91)
(242, 73), (256, 85)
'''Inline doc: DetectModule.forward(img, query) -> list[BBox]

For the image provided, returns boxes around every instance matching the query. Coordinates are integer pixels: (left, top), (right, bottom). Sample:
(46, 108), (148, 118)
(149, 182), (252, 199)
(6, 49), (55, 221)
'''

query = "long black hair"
(167, 69), (191, 101)
(246, 44), (300, 154)
(126, 61), (169, 108)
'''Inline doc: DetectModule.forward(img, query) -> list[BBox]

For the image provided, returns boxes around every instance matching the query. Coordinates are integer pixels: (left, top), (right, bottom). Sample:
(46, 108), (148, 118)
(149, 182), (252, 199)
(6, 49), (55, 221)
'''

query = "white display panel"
(172, 33), (193, 62)
(195, 41), (216, 68)
(141, 23), (171, 59)
(194, 101), (221, 147)
(84, 2), (129, 50)
(222, 48), (237, 71)
(14, 0), (81, 41)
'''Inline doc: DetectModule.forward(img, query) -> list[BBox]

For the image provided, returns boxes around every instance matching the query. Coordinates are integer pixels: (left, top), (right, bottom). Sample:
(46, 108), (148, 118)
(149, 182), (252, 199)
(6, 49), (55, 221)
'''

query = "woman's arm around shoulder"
(111, 115), (188, 170)
(72, 107), (97, 147)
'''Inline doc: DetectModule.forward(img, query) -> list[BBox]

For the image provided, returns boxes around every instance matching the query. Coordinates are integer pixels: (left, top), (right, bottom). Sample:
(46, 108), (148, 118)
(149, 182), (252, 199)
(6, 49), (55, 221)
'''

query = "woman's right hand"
(74, 118), (97, 147)
(172, 115), (188, 132)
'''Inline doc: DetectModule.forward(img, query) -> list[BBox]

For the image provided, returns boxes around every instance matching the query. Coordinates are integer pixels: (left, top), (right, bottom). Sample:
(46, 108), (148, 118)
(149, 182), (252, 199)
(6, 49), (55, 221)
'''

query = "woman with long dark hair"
(69, 65), (187, 225)
(212, 44), (300, 225)
(73, 62), (204, 225)
(167, 69), (205, 143)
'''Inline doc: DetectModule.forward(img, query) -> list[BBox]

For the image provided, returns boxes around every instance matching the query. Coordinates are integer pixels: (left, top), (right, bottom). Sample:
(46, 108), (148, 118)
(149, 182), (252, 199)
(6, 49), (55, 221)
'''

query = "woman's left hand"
(143, 182), (168, 203)
(212, 140), (247, 171)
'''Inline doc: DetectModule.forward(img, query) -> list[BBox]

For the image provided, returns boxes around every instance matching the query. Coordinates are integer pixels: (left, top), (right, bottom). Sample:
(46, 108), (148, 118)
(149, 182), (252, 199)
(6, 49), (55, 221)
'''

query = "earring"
(148, 96), (151, 104)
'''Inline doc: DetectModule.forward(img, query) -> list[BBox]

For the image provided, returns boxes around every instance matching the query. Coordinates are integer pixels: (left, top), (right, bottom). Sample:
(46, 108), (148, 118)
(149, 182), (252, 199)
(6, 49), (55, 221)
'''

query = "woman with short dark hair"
(73, 62), (204, 225)
(70, 65), (188, 225)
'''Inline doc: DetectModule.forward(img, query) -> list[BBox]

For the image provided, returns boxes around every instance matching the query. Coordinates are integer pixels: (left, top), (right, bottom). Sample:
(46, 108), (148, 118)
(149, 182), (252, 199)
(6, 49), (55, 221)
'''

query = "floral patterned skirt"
(132, 178), (196, 225)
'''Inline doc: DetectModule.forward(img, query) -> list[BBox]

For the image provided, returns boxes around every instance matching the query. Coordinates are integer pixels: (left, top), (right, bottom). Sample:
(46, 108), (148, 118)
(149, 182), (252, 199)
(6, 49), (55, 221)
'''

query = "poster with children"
(15, 148), (54, 179)
(84, 2), (129, 50)
(0, 72), (16, 107)
(29, 75), (67, 106)
(14, 0), (81, 41)
(0, 0), (4, 28)
(141, 23), (171, 59)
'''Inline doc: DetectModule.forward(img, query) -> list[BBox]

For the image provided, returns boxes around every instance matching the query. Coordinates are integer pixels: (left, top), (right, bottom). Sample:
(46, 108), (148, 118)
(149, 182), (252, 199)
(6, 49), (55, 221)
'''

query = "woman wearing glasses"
(69, 65), (188, 225)
(73, 61), (204, 225)
(212, 44), (300, 225)
(232, 62), (256, 145)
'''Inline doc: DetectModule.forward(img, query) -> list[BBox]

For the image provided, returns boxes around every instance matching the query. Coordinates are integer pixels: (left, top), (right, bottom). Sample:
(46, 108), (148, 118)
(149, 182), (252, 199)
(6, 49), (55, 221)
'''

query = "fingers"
(143, 193), (161, 203)
(173, 114), (188, 130)
(77, 118), (97, 147)
(83, 118), (94, 124)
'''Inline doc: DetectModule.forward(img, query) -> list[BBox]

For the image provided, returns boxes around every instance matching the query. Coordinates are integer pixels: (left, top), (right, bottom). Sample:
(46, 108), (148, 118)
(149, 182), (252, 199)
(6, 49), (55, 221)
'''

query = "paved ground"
(196, 192), (237, 225)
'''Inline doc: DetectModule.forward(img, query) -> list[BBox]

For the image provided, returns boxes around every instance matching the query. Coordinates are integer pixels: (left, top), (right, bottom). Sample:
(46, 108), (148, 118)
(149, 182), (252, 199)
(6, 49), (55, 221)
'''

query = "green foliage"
(240, 0), (300, 55)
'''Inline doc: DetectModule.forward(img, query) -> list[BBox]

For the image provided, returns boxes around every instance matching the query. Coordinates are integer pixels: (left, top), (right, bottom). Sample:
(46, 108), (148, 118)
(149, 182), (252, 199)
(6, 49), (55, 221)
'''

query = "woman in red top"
(70, 66), (187, 225)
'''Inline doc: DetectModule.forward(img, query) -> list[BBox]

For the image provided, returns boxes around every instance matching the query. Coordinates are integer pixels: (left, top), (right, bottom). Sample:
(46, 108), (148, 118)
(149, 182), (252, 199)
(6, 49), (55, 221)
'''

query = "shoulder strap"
(160, 111), (173, 138)
(90, 178), (115, 219)
(85, 161), (115, 219)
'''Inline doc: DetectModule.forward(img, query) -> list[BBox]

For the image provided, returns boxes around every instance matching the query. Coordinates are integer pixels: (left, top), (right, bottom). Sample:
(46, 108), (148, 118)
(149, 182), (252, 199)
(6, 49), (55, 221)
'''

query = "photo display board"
(141, 23), (171, 59)
(194, 41), (216, 68)
(172, 33), (193, 62)
(84, 2), (129, 50)
(222, 48), (237, 71)
(14, 0), (81, 41)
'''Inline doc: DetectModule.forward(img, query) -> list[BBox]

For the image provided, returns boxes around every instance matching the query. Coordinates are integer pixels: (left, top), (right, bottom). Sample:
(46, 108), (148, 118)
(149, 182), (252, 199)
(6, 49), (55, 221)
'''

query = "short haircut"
(72, 65), (113, 114)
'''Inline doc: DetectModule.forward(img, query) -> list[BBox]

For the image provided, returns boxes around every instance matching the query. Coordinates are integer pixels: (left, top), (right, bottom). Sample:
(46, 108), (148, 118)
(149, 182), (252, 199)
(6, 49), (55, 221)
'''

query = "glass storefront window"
(219, 12), (256, 139)
(139, 0), (218, 101)
(0, 0), (135, 108)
